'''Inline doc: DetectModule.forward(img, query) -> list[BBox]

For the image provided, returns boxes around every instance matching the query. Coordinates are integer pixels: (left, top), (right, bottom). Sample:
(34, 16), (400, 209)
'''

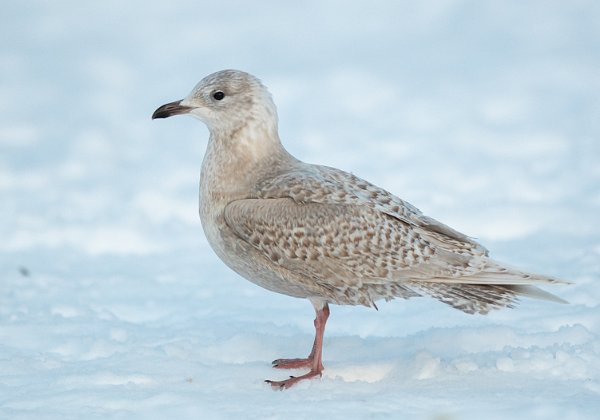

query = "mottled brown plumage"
(152, 69), (568, 389)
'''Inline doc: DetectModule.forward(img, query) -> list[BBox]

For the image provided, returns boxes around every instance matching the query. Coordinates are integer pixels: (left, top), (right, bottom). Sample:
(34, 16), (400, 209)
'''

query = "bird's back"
(220, 162), (569, 313)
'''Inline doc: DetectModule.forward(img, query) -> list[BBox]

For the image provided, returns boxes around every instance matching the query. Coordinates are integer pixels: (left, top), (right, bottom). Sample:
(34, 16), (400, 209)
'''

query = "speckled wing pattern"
(224, 164), (566, 314)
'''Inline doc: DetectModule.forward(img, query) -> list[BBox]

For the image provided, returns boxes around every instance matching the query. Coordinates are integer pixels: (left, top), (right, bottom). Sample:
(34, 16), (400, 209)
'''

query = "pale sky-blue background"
(1, 2), (599, 419)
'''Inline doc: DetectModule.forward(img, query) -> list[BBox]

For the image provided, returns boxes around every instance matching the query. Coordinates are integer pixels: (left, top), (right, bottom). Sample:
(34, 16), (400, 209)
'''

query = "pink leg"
(266, 303), (330, 390)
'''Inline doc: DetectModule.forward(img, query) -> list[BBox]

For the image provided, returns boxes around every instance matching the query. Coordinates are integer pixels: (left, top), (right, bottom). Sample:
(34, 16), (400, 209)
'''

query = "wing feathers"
(229, 165), (569, 313)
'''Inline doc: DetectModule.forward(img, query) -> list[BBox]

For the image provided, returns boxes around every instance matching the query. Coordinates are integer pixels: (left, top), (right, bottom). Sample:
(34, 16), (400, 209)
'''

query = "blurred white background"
(1, 1), (599, 419)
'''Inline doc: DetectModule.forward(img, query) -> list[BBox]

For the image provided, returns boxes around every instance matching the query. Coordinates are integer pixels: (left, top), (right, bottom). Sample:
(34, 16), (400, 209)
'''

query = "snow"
(1, 1), (599, 419)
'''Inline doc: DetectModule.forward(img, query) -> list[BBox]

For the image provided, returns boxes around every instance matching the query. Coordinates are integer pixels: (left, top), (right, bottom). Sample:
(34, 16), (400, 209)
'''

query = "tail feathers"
(403, 259), (570, 314)
(407, 283), (519, 314)
(405, 282), (567, 315)
(418, 259), (572, 286)
(508, 284), (568, 304)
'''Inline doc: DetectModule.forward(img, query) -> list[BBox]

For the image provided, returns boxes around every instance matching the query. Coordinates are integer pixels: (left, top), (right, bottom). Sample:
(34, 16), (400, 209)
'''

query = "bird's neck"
(200, 120), (296, 200)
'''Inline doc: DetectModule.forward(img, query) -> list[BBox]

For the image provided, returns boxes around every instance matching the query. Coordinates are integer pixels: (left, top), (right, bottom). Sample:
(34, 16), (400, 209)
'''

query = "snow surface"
(1, 1), (599, 419)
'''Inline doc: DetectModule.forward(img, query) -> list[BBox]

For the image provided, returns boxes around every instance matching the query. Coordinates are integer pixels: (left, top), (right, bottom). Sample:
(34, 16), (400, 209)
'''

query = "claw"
(265, 303), (330, 389)
(265, 370), (323, 390)
(272, 357), (313, 369)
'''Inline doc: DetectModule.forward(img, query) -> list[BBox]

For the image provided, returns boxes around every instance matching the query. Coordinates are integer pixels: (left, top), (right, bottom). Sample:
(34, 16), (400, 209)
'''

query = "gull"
(152, 69), (568, 389)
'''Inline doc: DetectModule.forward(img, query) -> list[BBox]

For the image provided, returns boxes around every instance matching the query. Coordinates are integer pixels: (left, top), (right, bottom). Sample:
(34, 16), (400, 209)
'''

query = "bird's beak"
(152, 100), (193, 119)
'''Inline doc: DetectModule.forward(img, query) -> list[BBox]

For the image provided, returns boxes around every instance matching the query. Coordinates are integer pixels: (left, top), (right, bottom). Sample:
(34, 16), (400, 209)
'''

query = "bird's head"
(152, 69), (278, 137)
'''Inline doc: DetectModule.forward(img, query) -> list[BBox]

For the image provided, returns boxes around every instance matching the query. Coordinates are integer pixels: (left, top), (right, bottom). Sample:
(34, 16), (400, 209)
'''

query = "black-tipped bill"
(152, 100), (192, 119)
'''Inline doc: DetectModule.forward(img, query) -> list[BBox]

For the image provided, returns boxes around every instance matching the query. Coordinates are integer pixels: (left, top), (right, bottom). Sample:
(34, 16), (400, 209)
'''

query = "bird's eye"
(212, 91), (225, 100)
